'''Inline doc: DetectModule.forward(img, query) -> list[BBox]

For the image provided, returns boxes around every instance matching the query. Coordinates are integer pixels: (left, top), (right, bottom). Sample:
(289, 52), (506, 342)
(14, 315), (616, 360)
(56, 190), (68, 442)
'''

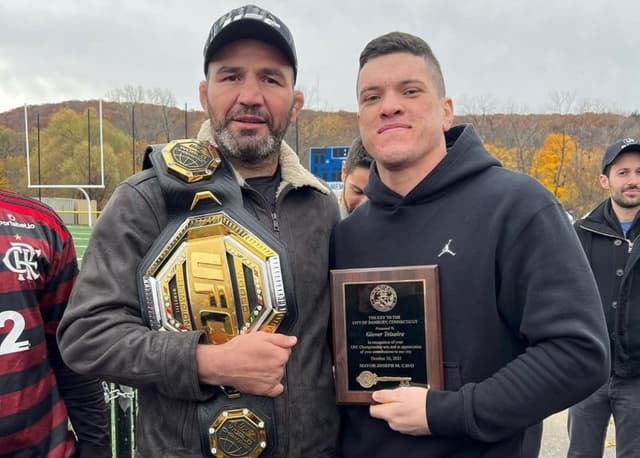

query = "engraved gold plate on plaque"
(208, 409), (267, 458)
(141, 213), (287, 344)
(162, 139), (222, 183)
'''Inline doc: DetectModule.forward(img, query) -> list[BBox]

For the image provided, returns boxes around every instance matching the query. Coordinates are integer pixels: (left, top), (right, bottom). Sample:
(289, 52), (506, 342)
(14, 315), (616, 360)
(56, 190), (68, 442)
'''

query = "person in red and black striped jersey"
(0, 189), (110, 458)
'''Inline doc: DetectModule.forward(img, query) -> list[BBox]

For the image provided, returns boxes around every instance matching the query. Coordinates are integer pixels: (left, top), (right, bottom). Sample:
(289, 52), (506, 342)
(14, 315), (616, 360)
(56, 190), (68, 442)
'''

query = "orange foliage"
(566, 146), (607, 216)
(530, 133), (577, 202)
(485, 143), (518, 170)
(0, 160), (9, 189)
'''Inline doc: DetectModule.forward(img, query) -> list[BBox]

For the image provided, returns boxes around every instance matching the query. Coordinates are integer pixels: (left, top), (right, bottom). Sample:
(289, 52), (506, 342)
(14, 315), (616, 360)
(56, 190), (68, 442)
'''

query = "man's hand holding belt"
(196, 332), (297, 397)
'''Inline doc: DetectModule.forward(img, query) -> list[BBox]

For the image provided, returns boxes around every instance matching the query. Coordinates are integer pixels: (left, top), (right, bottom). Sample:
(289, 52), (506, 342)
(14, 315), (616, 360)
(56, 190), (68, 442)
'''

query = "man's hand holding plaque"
(370, 386), (431, 436)
(196, 332), (297, 397)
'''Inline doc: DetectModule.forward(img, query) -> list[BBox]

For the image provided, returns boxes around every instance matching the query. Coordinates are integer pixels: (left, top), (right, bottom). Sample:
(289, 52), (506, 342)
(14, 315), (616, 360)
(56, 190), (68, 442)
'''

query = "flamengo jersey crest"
(3, 241), (41, 281)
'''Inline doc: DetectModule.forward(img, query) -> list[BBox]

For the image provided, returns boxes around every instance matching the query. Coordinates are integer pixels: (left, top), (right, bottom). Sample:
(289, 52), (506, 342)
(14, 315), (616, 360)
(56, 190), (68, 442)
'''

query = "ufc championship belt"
(137, 140), (297, 458)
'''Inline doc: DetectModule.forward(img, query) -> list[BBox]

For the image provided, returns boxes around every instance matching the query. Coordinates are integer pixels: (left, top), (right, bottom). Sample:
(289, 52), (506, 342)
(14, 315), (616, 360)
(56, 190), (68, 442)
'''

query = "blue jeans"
(567, 375), (640, 457)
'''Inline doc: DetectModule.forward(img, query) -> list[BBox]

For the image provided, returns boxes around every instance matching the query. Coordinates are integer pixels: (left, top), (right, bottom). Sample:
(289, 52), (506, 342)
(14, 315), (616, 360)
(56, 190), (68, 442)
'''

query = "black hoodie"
(332, 124), (609, 457)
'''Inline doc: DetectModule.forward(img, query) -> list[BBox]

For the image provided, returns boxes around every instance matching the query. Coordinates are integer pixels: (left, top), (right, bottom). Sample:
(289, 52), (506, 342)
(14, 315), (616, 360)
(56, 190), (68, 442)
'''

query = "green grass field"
(68, 224), (92, 263)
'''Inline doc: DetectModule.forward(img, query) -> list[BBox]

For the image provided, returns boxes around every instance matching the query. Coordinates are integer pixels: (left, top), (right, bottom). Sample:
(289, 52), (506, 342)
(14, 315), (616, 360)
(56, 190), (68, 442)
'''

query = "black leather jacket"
(58, 132), (340, 457)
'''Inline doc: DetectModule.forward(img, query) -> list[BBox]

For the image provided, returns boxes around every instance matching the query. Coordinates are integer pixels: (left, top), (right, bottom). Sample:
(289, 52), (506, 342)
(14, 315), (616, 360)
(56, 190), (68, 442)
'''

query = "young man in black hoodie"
(331, 31), (610, 457)
(568, 138), (640, 457)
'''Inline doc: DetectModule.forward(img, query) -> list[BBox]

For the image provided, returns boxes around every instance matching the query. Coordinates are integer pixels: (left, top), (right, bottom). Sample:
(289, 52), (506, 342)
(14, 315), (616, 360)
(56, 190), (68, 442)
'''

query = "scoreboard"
(308, 146), (349, 192)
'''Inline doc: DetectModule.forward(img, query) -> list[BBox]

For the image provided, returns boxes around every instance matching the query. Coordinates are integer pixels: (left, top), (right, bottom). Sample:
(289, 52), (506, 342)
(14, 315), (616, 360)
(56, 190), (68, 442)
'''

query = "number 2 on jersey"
(0, 310), (32, 355)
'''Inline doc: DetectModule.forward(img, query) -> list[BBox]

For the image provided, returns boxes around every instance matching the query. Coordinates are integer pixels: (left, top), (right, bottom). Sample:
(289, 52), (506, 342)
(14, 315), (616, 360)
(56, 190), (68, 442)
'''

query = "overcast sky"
(1, 0), (638, 115)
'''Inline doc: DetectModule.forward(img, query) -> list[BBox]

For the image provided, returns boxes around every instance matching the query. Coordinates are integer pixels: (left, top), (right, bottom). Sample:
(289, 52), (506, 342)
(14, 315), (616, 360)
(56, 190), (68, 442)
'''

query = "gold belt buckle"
(141, 212), (287, 343)
(208, 408), (267, 458)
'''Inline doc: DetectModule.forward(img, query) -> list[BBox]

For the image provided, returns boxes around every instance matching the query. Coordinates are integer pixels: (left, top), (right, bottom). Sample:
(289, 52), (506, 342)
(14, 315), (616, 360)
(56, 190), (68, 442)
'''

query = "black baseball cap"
(602, 138), (640, 173)
(203, 4), (297, 81)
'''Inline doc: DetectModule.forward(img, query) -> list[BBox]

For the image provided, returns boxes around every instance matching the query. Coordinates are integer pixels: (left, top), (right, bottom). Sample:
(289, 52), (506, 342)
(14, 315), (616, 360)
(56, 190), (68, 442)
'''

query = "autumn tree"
(530, 132), (577, 205)
(3, 156), (25, 193)
(106, 85), (183, 160)
(28, 108), (132, 208)
(485, 143), (518, 170)
(458, 94), (498, 140)
(565, 146), (606, 217)
(0, 160), (10, 190)
(0, 126), (20, 190)
(500, 115), (544, 174)
(0, 126), (20, 159)
(149, 88), (178, 143)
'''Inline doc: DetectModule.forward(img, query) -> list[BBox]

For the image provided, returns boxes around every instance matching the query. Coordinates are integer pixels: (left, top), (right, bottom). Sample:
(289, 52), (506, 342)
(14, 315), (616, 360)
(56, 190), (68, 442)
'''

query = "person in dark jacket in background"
(340, 135), (373, 217)
(331, 31), (610, 457)
(57, 4), (340, 457)
(568, 138), (640, 457)
(0, 189), (110, 458)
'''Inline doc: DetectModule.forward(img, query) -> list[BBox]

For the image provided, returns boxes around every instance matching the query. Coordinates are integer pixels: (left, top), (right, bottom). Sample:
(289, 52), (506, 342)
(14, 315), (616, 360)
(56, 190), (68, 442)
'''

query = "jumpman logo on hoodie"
(438, 239), (456, 257)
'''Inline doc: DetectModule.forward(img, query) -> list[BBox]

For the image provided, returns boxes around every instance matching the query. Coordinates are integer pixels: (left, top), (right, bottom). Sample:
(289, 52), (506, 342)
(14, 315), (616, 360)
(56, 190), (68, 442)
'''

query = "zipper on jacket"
(270, 211), (280, 234)
(580, 224), (640, 254)
(627, 232), (640, 253)
(271, 184), (293, 236)
(580, 225), (626, 244)
(244, 186), (281, 235)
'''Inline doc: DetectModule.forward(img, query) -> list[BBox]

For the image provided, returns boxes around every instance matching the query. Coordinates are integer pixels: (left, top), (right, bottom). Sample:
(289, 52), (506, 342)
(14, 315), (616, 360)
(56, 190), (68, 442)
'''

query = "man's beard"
(612, 185), (640, 210)
(210, 104), (292, 164)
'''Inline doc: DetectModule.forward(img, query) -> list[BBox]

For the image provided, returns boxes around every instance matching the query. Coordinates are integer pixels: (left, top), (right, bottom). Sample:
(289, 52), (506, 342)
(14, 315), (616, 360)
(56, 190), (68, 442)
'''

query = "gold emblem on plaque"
(162, 139), (222, 183)
(141, 213), (287, 345)
(208, 409), (267, 458)
(370, 284), (397, 312)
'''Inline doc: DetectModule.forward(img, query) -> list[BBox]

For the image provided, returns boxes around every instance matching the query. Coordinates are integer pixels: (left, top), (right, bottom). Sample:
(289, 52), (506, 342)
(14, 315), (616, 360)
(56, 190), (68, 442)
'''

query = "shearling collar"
(196, 119), (330, 196)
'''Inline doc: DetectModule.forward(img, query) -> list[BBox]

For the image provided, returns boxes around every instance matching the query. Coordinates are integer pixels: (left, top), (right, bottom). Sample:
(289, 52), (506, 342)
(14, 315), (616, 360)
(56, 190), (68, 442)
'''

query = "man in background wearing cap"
(58, 4), (340, 457)
(568, 138), (640, 457)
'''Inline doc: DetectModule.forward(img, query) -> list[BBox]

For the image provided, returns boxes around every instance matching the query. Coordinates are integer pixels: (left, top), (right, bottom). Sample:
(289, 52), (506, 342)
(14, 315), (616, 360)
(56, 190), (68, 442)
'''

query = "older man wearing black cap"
(58, 4), (340, 457)
(569, 137), (640, 457)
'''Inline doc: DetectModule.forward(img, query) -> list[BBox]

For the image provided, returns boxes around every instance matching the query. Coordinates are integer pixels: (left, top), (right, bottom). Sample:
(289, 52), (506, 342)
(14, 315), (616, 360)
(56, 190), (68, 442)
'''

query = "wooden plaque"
(330, 265), (443, 404)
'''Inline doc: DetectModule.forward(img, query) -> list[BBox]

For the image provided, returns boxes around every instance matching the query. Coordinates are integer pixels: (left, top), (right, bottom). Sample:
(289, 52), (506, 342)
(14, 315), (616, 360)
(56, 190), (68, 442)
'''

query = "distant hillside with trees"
(1, 98), (639, 217)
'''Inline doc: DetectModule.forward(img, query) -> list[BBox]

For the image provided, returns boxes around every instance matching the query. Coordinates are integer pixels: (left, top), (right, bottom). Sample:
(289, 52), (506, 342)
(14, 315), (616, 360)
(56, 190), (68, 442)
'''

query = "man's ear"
(442, 97), (454, 132)
(289, 89), (305, 123)
(341, 160), (348, 181)
(599, 174), (610, 190)
(198, 80), (208, 111)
